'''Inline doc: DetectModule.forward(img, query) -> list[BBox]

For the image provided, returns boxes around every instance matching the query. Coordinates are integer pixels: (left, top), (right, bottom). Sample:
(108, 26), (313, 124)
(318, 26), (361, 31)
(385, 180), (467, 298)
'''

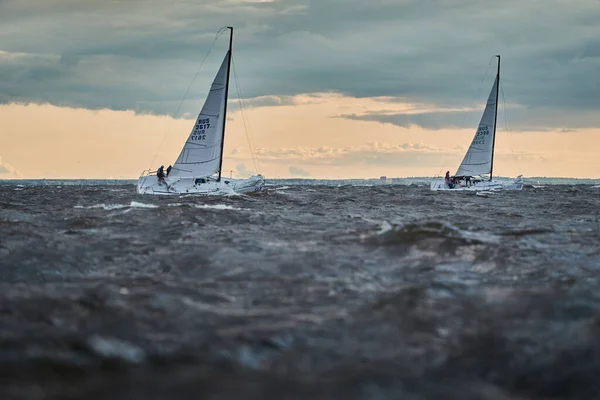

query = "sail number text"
(472, 125), (489, 145)
(191, 118), (210, 140)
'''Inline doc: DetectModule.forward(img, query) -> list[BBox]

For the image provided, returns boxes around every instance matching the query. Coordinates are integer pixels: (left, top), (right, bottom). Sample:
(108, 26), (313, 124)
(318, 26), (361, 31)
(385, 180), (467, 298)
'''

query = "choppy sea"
(1, 179), (600, 399)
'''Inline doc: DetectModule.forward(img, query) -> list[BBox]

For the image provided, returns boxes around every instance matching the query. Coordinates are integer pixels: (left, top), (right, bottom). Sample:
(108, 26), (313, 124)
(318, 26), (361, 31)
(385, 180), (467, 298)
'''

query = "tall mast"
(489, 54), (500, 181)
(217, 26), (233, 182)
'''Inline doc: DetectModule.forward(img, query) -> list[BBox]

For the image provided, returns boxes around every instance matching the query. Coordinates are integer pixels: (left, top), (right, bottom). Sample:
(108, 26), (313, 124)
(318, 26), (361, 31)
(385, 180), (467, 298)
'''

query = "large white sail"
(137, 27), (266, 196)
(455, 75), (498, 177)
(169, 51), (230, 179)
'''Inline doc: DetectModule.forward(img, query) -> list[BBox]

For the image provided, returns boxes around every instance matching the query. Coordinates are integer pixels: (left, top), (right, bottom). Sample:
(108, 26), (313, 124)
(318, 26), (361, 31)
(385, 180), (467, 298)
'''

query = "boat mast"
(217, 26), (233, 182)
(489, 54), (500, 181)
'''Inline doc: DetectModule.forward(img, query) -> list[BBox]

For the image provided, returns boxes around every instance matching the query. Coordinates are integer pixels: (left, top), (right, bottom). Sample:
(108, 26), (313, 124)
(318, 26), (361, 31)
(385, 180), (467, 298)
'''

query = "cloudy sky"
(1, 0), (599, 179)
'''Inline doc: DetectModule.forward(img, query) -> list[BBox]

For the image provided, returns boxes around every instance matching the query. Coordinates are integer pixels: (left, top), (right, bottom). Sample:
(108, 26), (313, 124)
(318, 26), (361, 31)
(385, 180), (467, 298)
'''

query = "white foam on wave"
(195, 204), (244, 211)
(376, 220), (394, 234)
(75, 204), (126, 210)
(363, 220), (501, 245)
(165, 203), (244, 211)
(76, 202), (245, 211)
(75, 201), (158, 210)
(130, 201), (158, 208)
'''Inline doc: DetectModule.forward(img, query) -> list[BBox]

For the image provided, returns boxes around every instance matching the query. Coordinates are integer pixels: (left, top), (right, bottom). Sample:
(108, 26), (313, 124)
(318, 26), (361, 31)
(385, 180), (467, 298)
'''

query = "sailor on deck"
(157, 165), (165, 183)
(445, 171), (453, 188)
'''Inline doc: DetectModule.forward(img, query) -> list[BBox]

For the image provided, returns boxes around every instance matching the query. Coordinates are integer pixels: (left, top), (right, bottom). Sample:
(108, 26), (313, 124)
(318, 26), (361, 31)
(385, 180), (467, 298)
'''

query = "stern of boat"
(137, 171), (176, 195)
(137, 174), (157, 194)
(230, 174), (266, 194)
(429, 178), (448, 191)
(507, 175), (524, 190)
(249, 174), (266, 191)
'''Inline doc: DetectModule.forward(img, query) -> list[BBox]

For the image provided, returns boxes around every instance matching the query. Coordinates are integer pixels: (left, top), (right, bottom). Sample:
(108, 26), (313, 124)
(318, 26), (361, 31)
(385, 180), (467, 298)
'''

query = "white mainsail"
(169, 51), (230, 179)
(429, 55), (522, 192)
(455, 75), (498, 177)
(137, 27), (266, 196)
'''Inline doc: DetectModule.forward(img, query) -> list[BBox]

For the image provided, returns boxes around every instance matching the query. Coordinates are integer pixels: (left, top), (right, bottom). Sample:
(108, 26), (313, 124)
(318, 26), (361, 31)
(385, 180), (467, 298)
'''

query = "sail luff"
(454, 65), (499, 178)
(168, 49), (231, 179)
(217, 27), (233, 182)
(489, 55), (500, 181)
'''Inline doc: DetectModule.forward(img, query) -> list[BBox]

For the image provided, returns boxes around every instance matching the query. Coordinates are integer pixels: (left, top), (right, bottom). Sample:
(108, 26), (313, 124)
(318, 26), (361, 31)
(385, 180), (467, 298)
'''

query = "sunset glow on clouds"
(2, 93), (598, 179)
(1, 0), (599, 179)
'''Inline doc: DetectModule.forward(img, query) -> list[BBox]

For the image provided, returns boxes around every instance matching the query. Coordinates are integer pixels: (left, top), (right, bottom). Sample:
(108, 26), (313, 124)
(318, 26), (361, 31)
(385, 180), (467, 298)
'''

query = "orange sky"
(2, 2), (599, 180)
(1, 94), (599, 179)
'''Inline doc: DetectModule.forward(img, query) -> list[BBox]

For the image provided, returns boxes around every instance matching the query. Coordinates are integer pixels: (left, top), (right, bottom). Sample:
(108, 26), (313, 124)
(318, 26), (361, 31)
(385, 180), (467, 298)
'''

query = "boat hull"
(429, 175), (523, 192)
(137, 174), (265, 195)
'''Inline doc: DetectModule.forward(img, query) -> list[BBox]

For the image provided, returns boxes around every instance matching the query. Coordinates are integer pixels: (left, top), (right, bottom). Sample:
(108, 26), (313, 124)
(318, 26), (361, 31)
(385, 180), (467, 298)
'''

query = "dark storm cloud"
(339, 103), (600, 132)
(340, 104), (600, 132)
(0, 0), (599, 129)
(341, 111), (468, 131)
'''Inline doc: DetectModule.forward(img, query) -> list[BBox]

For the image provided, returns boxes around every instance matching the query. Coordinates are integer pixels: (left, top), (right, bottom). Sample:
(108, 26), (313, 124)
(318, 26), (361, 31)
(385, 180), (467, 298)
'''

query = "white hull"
(137, 174), (265, 196)
(430, 175), (523, 192)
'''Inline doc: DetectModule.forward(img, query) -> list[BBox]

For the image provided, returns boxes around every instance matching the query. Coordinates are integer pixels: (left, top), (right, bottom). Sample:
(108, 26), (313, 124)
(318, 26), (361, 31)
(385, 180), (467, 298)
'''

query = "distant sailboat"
(137, 27), (265, 195)
(430, 55), (523, 192)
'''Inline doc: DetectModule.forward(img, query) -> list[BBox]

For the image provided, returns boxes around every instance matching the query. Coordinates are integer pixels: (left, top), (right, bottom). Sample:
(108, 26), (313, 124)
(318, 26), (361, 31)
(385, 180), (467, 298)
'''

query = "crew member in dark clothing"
(166, 165), (172, 176)
(157, 165), (165, 182)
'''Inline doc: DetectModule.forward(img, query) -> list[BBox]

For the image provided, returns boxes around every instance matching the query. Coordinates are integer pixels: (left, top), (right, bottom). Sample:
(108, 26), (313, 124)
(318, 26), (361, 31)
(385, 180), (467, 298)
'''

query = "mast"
(489, 54), (500, 181)
(217, 26), (233, 182)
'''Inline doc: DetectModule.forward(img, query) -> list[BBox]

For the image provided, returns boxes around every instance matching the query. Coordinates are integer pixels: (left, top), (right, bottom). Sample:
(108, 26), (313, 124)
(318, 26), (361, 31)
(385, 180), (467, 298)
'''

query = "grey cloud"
(340, 104), (600, 131)
(232, 143), (544, 172)
(0, 156), (21, 177)
(256, 146), (460, 169)
(1, 0), (599, 128)
(227, 94), (300, 111)
(288, 166), (311, 177)
(253, 142), (449, 165)
(341, 111), (467, 131)
(235, 163), (254, 177)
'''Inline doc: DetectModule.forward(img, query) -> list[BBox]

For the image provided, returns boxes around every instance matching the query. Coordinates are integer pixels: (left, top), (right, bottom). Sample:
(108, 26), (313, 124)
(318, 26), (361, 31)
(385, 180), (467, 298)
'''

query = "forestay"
(455, 75), (498, 177)
(169, 51), (230, 179)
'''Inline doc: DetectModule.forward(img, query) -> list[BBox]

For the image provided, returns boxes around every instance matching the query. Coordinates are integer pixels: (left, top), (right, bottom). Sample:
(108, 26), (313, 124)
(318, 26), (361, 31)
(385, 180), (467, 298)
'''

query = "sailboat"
(137, 27), (265, 196)
(430, 55), (523, 192)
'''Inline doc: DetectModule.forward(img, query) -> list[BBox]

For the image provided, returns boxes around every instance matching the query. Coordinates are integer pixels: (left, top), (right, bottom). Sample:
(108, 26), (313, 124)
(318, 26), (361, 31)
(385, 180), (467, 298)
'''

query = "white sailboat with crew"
(430, 55), (523, 192)
(137, 27), (265, 196)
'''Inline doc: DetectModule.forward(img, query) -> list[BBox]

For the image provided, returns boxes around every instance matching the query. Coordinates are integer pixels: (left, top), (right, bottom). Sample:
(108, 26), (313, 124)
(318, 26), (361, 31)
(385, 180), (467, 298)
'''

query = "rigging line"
(232, 58), (260, 175)
(231, 57), (261, 175)
(148, 27), (229, 170)
(436, 56), (495, 177)
(500, 79), (522, 174)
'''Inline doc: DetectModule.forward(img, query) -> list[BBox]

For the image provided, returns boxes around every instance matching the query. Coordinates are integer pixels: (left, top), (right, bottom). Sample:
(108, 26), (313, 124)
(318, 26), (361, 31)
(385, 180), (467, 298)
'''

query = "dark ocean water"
(1, 183), (600, 399)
